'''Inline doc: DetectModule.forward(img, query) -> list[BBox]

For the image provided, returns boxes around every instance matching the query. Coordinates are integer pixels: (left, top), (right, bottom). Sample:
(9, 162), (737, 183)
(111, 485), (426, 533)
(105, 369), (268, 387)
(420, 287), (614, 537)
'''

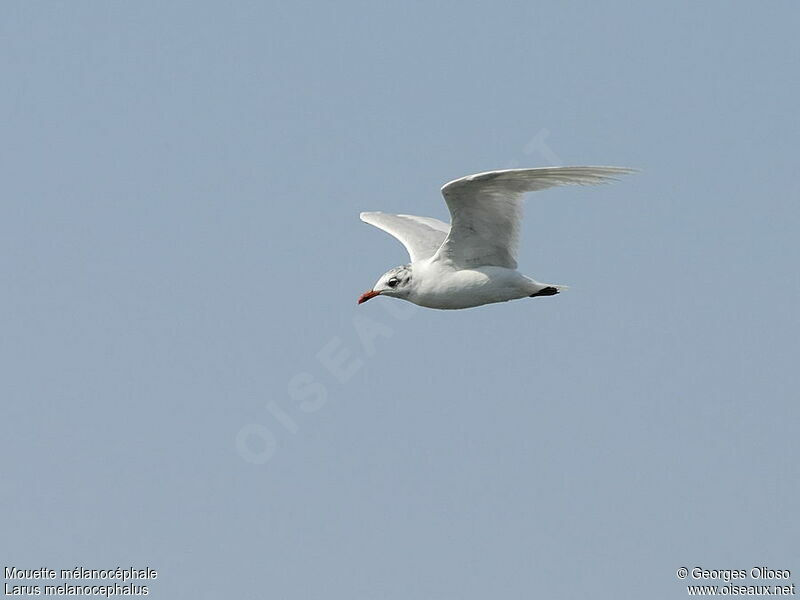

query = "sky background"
(2, 2), (798, 598)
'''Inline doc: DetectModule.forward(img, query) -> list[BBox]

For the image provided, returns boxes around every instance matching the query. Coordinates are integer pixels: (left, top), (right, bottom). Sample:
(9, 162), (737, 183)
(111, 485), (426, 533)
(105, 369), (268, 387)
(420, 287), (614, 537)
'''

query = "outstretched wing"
(360, 212), (450, 263)
(434, 166), (636, 269)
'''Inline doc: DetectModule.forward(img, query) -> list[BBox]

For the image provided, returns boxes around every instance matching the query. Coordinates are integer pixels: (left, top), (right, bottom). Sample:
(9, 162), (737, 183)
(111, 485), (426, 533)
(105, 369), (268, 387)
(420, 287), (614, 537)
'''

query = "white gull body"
(358, 166), (634, 310)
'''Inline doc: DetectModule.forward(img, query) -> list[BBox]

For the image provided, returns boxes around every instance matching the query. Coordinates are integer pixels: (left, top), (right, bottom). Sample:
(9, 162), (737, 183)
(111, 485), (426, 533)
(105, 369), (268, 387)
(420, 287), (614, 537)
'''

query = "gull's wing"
(360, 212), (450, 263)
(434, 166), (636, 269)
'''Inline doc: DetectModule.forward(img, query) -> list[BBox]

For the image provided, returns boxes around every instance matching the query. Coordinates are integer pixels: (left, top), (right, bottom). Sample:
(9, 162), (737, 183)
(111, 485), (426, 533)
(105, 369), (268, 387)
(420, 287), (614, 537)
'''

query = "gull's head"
(358, 265), (412, 304)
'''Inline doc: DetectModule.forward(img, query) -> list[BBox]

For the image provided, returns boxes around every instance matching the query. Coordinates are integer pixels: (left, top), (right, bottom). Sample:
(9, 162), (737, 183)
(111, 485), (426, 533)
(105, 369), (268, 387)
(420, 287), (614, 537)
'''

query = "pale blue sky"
(2, 2), (798, 598)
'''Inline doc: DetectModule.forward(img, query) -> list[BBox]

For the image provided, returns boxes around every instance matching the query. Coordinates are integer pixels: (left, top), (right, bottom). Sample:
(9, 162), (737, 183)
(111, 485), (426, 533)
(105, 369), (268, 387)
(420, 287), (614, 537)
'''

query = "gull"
(358, 166), (635, 310)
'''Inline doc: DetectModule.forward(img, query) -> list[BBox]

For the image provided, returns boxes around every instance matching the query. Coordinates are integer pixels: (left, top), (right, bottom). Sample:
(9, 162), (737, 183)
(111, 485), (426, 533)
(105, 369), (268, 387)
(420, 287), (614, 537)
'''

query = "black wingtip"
(530, 286), (559, 298)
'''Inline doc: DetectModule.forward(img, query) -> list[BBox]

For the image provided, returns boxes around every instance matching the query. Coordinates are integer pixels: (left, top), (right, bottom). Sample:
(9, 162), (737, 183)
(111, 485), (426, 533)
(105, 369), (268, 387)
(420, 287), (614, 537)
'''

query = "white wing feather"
(360, 212), (450, 263)
(435, 166), (636, 269)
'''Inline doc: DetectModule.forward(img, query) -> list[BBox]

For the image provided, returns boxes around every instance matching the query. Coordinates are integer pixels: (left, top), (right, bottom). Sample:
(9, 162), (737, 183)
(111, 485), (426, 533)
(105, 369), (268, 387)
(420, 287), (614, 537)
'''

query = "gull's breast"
(411, 265), (533, 310)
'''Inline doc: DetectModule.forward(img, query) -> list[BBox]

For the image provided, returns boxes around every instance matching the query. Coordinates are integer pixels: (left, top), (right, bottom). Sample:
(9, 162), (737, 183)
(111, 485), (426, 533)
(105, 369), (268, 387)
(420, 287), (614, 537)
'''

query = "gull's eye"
(387, 277), (399, 288)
